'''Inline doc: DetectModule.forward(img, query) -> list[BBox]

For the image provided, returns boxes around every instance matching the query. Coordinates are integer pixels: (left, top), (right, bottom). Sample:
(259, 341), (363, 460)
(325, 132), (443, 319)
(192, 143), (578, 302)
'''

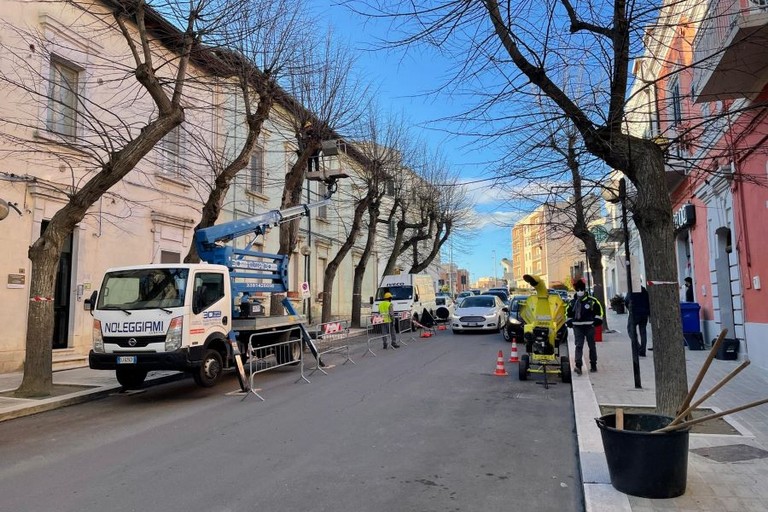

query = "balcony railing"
(693, 0), (768, 102)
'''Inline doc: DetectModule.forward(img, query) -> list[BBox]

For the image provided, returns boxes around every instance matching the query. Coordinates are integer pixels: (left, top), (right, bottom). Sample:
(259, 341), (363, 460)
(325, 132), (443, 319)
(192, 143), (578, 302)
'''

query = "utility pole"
(449, 242), (454, 296)
(620, 178), (641, 389)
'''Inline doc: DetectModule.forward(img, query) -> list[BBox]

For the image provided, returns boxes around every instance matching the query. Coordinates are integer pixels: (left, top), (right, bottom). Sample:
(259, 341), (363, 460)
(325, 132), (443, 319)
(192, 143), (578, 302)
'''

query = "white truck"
(88, 178), (344, 390)
(372, 273), (437, 323)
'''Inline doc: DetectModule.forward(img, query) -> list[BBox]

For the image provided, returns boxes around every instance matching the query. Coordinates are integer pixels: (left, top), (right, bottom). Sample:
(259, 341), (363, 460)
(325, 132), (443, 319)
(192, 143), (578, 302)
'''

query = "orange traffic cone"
(508, 341), (520, 363)
(494, 350), (508, 376)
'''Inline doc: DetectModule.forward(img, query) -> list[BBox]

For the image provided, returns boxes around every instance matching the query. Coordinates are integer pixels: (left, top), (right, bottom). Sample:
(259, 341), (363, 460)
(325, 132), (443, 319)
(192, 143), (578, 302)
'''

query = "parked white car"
(451, 295), (508, 334)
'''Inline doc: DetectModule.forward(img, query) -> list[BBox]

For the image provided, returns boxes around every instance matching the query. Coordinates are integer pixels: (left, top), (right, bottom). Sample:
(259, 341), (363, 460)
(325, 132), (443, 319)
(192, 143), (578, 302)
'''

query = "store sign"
(673, 204), (696, 230)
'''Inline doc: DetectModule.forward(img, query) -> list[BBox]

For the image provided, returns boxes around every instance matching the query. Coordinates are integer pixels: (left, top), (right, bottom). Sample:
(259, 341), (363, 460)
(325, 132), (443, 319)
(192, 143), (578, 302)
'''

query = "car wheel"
(452, 329), (462, 334)
(193, 349), (223, 388)
(502, 325), (511, 342)
(115, 367), (147, 390)
(275, 340), (301, 366)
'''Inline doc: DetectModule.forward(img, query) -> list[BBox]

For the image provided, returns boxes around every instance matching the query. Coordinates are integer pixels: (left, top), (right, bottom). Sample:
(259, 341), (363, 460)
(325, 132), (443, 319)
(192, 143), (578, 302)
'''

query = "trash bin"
(716, 338), (740, 360)
(596, 413), (690, 499)
(684, 332), (705, 350)
(680, 302), (701, 333)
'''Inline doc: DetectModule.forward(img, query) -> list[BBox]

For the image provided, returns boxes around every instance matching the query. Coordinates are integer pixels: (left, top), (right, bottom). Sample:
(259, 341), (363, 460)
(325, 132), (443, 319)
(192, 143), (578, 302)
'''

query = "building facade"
(0, 1), (439, 373)
(618, 0), (768, 368)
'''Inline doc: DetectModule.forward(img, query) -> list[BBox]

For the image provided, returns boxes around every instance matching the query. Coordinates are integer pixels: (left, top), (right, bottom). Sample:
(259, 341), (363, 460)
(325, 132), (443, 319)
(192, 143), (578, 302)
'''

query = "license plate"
(469, 323), (481, 327)
(117, 356), (137, 364)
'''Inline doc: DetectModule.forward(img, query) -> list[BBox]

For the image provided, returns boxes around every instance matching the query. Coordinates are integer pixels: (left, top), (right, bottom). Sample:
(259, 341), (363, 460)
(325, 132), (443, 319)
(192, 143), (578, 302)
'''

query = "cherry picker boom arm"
(193, 198), (331, 295)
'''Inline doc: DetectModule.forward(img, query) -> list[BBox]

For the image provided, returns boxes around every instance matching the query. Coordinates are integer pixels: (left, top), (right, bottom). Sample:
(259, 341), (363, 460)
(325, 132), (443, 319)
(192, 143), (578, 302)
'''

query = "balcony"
(693, 0), (768, 103)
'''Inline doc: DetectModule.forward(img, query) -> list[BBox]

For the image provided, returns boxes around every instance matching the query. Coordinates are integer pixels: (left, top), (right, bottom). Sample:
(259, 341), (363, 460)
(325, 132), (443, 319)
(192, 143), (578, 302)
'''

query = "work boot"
(590, 364), (597, 373)
(574, 366), (582, 375)
(383, 343), (388, 350)
(392, 342), (401, 349)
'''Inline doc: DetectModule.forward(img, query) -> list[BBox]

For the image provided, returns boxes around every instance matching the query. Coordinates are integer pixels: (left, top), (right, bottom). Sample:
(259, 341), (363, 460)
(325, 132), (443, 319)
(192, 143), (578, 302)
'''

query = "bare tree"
(268, 33), (370, 316)
(182, 0), (307, 263)
(0, 0), (233, 397)
(355, 0), (689, 414)
(329, 107), (414, 326)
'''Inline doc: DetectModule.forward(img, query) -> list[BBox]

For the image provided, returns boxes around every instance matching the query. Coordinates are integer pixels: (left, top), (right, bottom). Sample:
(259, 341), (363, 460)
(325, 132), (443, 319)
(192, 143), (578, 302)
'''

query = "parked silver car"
(451, 295), (508, 334)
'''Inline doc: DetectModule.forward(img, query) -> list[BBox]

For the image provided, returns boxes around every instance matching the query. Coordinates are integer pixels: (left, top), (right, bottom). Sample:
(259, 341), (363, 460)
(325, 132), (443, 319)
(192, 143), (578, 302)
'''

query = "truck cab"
(89, 263), (233, 388)
(372, 274), (437, 323)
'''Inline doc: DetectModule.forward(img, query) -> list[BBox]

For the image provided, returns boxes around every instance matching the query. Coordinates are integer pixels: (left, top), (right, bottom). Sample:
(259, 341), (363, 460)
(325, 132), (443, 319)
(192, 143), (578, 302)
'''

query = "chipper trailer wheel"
(518, 354), (530, 381)
(560, 356), (572, 384)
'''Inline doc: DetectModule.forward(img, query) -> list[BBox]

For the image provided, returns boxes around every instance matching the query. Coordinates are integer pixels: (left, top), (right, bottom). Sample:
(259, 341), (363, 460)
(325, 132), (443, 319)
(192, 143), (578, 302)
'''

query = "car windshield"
(460, 296), (496, 308)
(98, 268), (189, 310)
(376, 286), (413, 301)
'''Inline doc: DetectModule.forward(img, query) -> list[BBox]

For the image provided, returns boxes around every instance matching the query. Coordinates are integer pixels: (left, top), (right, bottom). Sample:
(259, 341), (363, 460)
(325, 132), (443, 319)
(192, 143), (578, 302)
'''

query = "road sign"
(300, 281), (311, 299)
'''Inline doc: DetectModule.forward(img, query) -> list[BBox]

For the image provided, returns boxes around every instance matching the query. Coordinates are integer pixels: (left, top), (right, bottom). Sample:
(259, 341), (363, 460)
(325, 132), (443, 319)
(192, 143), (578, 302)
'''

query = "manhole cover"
(691, 444), (768, 463)
(598, 405), (740, 435)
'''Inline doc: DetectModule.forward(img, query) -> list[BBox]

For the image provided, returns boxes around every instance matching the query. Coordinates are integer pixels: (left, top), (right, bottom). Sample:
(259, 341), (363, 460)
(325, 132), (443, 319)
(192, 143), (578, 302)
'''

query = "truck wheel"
(115, 367), (148, 390)
(193, 349), (223, 387)
(274, 341), (301, 366)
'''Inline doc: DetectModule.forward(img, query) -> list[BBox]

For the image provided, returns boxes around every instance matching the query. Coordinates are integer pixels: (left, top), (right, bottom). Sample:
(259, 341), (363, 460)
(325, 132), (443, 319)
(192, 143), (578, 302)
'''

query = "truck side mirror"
(369, 296), (374, 305)
(87, 290), (98, 316)
(414, 294), (419, 302)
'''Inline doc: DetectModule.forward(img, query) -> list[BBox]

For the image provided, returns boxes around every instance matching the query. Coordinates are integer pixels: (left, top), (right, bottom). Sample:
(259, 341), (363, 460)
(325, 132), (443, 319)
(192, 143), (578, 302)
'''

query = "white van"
(373, 274), (437, 323)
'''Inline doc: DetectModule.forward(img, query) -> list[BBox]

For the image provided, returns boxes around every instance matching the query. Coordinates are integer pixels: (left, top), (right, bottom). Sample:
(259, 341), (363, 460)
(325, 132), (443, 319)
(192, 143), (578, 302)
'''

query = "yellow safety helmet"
(384, 292), (393, 299)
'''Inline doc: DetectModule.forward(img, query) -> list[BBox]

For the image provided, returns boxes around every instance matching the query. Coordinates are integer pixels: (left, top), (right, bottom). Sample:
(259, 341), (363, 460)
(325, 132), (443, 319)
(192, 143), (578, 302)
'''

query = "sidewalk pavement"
(573, 310), (768, 512)
(2, 317), (768, 512)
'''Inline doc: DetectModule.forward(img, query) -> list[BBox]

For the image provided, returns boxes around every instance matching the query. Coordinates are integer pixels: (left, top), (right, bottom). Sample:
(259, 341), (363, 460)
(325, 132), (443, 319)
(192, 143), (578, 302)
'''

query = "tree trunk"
(351, 204), (380, 327)
(321, 197), (369, 323)
(269, 140), (320, 316)
(16, 241), (60, 397)
(630, 145), (688, 416)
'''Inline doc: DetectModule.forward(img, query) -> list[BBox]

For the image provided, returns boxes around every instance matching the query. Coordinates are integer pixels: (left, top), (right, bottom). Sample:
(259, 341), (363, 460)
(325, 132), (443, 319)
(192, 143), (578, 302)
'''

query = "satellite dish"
(0, 199), (9, 221)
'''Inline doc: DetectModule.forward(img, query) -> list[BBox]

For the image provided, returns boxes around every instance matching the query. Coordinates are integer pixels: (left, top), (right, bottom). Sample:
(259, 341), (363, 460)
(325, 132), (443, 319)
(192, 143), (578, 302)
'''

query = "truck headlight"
(165, 316), (183, 351)
(92, 319), (104, 353)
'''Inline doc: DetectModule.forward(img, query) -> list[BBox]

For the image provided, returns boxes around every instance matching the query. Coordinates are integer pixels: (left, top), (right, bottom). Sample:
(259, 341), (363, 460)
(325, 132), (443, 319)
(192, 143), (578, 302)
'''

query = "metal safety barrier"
(396, 312), (416, 344)
(365, 314), (390, 356)
(310, 320), (356, 375)
(244, 326), (309, 401)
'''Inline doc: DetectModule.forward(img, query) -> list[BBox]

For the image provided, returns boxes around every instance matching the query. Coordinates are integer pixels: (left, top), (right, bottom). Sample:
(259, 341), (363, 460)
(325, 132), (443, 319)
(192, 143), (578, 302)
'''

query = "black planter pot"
(596, 413), (690, 499)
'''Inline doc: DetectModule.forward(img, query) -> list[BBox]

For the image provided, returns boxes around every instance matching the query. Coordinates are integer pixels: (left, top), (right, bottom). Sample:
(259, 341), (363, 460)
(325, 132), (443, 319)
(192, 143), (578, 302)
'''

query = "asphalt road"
(0, 331), (583, 512)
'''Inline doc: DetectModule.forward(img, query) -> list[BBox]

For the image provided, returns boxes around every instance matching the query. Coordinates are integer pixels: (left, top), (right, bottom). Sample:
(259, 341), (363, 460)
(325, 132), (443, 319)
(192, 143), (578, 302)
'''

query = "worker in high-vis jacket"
(378, 292), (400, 349)
(566, 279), (603, 374)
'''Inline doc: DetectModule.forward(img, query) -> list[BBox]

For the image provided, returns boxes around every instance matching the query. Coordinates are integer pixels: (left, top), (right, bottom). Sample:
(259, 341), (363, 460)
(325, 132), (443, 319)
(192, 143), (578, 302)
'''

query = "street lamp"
(607, 177), (641, 389)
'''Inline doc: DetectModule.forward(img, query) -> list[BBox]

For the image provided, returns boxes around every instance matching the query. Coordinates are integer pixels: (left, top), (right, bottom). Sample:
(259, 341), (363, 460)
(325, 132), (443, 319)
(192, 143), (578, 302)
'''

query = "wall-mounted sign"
(673, 203), (696, 230)
(7, 273), (25, 288)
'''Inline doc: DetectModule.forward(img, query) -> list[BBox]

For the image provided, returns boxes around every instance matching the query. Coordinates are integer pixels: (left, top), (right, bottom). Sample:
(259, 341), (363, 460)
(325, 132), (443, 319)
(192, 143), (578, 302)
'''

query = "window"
(388, 219), (396, 238)
(670, 79), (682, 126)
(386, 179), (395, 196)
(250, 146), (264, 194)
(193, 273), (225, 314)
(316, 182), (327, 219)
(160, 251), (180, 264)
(47, 59), (79, 138)
(159, 126), (184, 176)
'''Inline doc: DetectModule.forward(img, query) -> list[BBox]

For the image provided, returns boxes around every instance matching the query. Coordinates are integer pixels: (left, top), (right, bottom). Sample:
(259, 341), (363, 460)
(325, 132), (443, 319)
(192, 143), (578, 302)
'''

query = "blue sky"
(317, 2), (518, 284)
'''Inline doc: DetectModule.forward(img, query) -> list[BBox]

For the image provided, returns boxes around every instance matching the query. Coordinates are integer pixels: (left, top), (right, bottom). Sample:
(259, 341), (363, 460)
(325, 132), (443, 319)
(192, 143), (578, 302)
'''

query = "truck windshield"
(98, 268), (189, 310)
(376, 286), (413, 301)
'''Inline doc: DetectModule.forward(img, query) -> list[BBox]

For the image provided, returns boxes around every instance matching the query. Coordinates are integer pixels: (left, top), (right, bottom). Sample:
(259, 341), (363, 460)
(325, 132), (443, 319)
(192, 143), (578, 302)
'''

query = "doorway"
(41, 221), (73, 349)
